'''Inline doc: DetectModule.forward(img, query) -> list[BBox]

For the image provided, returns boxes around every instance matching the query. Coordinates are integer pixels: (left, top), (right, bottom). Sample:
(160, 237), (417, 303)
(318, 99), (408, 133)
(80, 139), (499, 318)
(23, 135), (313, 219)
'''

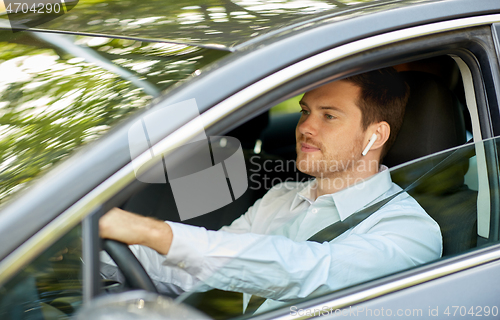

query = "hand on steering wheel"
(102, 239), (157, 293)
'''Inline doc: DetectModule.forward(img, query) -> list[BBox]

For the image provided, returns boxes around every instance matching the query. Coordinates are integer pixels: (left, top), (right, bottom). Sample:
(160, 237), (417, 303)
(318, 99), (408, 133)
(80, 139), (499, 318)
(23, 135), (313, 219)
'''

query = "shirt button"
(312, 209), (318, 213)
(177, 261), (186, 269)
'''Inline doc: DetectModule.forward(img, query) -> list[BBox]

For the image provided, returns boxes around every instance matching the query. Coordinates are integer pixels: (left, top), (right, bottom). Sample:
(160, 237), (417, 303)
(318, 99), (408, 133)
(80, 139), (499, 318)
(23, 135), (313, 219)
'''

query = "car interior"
(122, 55), (479, 258)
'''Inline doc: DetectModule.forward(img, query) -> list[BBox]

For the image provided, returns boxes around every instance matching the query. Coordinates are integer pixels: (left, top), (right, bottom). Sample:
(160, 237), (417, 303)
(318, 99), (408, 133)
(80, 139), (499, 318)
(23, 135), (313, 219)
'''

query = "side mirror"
(75, 290), (211, 320)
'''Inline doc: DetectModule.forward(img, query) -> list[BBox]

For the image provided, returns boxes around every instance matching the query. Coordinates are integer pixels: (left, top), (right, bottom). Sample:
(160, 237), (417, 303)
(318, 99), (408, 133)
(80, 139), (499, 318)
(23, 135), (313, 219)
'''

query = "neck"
(313, 158), (380, 199)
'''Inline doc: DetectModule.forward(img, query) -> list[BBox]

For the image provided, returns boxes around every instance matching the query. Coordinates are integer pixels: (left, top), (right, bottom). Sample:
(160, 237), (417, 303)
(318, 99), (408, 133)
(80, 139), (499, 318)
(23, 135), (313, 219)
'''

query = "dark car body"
(1, 0), (500, 319)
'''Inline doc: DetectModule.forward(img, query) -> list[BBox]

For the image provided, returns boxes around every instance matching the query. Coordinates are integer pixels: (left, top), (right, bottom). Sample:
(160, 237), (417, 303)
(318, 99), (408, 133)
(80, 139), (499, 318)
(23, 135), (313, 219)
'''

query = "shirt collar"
(290, 166), (393, 220)
(333, 165), (392, 221)
(290, 180), (317, 210)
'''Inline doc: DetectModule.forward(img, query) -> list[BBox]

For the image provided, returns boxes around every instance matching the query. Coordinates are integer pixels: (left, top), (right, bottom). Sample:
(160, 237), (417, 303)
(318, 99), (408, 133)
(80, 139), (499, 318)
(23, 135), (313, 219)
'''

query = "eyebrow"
(299, 100), (345, 114)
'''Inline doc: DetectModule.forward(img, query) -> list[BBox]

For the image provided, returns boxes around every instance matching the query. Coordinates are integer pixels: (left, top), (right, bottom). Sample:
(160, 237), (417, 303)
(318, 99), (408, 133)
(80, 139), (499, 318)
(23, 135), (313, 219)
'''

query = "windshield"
(0, 29), (228, 204)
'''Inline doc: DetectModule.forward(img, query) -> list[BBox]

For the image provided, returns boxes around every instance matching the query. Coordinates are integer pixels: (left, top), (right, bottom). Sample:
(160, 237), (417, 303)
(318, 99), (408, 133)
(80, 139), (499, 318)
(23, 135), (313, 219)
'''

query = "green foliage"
(0, 31), (227, 204)
(270, 94), (303, 115)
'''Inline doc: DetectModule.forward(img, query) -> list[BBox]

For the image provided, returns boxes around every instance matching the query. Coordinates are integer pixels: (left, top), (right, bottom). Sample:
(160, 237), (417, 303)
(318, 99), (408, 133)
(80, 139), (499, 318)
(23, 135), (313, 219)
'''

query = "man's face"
(295, 80), (367, 178)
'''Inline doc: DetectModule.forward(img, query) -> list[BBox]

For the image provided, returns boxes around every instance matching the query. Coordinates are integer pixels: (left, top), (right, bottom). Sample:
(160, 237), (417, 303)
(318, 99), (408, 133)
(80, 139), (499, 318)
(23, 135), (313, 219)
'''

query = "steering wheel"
(102, 239), (158, 293)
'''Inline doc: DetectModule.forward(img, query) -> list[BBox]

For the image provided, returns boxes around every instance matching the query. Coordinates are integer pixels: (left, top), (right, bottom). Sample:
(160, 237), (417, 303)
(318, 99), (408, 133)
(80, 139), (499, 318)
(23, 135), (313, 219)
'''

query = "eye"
(300, 109), (310, 116)
(325, 114), (336, 120)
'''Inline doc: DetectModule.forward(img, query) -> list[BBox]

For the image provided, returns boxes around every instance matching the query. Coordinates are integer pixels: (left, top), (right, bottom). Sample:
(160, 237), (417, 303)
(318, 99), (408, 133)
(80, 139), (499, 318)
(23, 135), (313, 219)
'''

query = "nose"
(297, 113), (317, 137)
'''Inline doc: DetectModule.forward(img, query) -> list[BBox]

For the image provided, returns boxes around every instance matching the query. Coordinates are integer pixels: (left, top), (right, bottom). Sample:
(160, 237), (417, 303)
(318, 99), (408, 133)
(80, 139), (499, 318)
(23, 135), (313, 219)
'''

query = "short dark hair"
(343, 67), (409, 157)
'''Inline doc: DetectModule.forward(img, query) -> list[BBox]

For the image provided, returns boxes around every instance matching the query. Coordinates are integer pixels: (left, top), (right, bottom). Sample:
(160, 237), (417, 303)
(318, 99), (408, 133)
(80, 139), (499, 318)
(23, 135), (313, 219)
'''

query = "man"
(100, 68), (442, 313)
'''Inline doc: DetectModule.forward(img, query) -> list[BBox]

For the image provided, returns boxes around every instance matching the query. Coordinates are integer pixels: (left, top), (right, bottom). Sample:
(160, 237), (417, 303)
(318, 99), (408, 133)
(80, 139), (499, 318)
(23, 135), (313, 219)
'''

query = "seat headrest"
(384, 71), (466, 167)
(384, 71), (468, 194)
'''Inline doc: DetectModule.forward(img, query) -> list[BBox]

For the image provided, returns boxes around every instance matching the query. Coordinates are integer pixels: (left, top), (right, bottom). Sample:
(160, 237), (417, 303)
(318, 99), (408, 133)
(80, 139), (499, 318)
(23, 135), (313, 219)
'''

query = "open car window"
(111, 51), (500, 318)
(118, 86), (495, 319)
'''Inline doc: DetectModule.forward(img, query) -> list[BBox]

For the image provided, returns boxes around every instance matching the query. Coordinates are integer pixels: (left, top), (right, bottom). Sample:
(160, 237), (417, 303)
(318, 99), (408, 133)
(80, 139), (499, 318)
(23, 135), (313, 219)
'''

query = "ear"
(365, 121), (390, 152)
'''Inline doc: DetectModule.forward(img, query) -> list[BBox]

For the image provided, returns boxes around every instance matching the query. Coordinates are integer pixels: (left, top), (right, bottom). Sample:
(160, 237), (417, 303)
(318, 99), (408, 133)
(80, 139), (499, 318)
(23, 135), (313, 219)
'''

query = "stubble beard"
(296, 137), (365, 180)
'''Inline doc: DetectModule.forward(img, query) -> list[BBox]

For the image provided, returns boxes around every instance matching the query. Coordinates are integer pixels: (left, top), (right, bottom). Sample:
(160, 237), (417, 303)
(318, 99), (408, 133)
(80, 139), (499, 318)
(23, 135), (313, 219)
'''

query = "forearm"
(99, 207), (173, 255)
(139, 218), (172, 255)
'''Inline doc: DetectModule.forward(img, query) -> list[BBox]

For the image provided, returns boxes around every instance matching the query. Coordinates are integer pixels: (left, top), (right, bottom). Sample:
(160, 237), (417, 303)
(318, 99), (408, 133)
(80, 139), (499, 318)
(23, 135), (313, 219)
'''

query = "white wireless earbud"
(362, 133), (378, 156)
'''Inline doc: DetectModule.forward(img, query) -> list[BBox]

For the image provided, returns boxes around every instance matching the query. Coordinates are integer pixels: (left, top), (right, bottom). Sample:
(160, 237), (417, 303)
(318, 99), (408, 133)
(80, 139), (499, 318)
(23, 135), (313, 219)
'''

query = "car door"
(108, 19), (500, 320)
(116, 14), (500, 320)
(248, 19), (500, 320)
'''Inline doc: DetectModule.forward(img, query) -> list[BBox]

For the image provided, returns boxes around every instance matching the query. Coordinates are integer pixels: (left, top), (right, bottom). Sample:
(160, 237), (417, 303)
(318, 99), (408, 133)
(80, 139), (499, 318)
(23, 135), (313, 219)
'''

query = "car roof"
(5, 0), (478, 51)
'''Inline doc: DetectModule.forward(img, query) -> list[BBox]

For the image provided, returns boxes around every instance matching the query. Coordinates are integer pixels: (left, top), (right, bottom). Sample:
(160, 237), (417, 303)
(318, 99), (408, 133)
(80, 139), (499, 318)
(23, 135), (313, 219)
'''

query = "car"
(1, 0), (500, 319)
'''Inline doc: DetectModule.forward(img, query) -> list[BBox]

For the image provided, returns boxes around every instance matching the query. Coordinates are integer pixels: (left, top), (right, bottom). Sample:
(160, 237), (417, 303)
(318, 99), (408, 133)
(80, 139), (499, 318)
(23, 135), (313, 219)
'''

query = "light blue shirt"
(103, 167), (442, 313)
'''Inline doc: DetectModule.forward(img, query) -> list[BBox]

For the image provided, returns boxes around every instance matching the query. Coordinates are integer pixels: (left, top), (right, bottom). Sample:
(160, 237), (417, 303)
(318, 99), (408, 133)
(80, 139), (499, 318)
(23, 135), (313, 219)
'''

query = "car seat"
(384, 71), (477, 256)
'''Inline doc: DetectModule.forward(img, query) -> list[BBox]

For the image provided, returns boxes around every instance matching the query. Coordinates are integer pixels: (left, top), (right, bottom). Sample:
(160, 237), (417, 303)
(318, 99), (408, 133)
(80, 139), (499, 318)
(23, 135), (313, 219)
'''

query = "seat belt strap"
(308, 191), (403, 243)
